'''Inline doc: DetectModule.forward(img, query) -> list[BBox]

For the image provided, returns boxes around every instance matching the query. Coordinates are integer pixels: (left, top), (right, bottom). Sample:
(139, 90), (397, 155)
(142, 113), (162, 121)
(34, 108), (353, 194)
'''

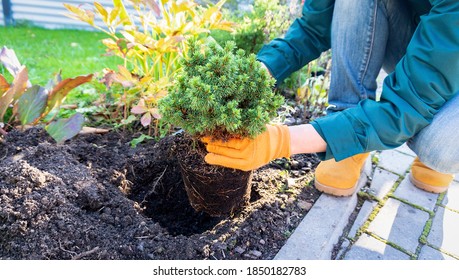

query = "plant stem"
(0, 126), (7, 136)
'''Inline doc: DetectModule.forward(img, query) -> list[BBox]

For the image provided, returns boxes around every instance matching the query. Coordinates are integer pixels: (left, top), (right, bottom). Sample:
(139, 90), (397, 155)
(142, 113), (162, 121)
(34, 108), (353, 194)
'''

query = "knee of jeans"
(409, 140), (459, 174)
(334, 0), (368, 19)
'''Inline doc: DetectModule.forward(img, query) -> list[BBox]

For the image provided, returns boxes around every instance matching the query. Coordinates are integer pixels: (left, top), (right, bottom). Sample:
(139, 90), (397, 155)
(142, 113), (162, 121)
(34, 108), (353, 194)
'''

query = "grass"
(0, 25), (122, 85)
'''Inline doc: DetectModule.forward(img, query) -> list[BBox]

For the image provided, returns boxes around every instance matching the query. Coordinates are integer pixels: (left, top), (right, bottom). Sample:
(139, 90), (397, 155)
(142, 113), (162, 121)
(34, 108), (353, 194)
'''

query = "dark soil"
(0, 127), (321, 260)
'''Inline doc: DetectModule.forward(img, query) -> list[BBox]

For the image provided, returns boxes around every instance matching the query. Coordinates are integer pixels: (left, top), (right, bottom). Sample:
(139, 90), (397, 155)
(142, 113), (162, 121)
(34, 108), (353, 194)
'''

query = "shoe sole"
(408, 173), (449, 194)
(314, 179), (357, 197)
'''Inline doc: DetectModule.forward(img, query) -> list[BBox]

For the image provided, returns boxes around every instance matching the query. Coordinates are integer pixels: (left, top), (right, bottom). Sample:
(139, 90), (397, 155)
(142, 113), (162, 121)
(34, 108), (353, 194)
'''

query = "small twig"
(0, 127), (7, 137)
(135, 235), (155, 239)
(0, 147), (8, 161)
(78, 127), (110, 135)
(58, 240), (77, 256)
(60, 104), (78, 110)
(141, 167), (167, 205)
(72, 247), (100, 260)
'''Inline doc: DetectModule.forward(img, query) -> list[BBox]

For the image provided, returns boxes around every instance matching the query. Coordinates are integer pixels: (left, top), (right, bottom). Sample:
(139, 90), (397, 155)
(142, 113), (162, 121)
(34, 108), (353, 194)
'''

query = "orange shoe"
(409, 157), (454, 194)
(314, 153), (370, 196)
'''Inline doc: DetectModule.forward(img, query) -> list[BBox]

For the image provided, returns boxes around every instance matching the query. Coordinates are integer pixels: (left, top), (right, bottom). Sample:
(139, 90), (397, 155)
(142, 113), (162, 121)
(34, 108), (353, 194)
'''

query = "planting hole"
(126, 157), (223, 237)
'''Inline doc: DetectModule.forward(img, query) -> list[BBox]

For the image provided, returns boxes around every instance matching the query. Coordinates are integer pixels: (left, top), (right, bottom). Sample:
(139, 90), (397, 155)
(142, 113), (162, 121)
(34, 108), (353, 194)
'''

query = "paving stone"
(393, 177), (439, 211)
(369, 167), (399, 200)
(274, 193), (359, 260)
(348, 201), (377, 239)
(427, 206), (459, 257)
(343, 233), (410, 260)
(440, 181), (459, 212)
(275, 160), (370, 260)
(418, 245), (459, 260)
(367, 198), (429, 254)
(394, 143), (416, 157)
(378, 150), (414, 175)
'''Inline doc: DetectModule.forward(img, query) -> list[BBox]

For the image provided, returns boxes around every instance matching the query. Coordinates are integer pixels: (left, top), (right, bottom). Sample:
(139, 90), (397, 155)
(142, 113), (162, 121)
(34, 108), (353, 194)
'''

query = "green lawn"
(0, 25), (121, 85)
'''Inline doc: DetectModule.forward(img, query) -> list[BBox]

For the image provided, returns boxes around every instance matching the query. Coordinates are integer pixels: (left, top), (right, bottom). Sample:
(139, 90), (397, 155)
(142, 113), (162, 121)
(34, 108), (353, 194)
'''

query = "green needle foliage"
(159, 39), (284, 140)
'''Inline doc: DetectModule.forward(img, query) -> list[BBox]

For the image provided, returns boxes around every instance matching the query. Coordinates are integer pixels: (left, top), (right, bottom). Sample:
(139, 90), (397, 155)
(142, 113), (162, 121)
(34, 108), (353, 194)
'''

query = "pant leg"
(329, 0), (459, 173)
(379, 2), (459, 174)
(407, 93), (459, 174)
(328, 0), (416, 113)
(381, 0), (419, 73)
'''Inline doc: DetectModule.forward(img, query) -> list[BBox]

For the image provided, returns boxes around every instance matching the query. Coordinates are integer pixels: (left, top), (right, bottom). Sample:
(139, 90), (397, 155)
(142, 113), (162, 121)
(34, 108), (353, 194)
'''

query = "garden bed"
(0, 127), (321, 260)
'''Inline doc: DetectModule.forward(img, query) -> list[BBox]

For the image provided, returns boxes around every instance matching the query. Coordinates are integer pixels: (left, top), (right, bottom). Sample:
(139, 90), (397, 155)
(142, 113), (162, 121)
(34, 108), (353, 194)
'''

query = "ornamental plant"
(212, 0), (297, 54)
(64, 0), (235, 136)
(158, 38), (284, 140)
(0, 47), (92, 143)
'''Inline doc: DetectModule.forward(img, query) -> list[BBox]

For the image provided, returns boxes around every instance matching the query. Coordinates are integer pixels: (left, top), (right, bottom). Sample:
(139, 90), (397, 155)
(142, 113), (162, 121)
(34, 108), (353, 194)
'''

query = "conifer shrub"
(158, 39), (284, 140)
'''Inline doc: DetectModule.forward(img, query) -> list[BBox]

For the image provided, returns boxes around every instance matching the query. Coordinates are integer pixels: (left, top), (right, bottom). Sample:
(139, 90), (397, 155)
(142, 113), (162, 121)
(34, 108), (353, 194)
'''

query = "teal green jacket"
(257, 0), (459, 161)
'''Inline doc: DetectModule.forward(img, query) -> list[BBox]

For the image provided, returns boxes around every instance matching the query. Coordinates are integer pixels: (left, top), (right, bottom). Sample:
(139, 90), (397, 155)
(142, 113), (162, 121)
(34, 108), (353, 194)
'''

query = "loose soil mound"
(0, 128), (320, 260)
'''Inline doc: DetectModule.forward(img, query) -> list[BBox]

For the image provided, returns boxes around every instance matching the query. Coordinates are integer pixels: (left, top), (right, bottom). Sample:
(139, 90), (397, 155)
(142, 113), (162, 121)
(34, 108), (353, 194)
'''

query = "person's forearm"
(289, 124), (327, 155)
(260, 62), (327, 156)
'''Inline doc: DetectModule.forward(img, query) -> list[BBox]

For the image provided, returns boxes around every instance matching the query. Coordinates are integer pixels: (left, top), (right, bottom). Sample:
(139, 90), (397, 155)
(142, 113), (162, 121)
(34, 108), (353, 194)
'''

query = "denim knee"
(409, 139), (459, 174)
(407, 94), (459, 174)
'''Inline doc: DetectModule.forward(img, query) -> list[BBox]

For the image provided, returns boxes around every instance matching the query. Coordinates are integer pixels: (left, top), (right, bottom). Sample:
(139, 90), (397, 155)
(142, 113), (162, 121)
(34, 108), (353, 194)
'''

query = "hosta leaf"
(45, 74), (93, 115)
(45, 113), (84, 144)
(17, 85), (48, 125)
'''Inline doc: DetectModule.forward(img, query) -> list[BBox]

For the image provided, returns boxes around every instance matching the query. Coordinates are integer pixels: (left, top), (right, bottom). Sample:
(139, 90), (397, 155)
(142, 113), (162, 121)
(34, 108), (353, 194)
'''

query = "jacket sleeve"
(256, 0), (335, 82)
(311, 0), (459, 161)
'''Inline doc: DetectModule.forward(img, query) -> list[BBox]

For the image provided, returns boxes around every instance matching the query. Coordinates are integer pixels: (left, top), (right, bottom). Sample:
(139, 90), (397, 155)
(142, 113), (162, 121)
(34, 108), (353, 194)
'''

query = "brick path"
(275, 144), (459, 260)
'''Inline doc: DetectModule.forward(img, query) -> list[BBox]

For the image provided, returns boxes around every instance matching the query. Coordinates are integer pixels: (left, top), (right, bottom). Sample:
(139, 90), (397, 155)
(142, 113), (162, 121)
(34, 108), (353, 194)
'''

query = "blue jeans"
(330, 0), (459, 173)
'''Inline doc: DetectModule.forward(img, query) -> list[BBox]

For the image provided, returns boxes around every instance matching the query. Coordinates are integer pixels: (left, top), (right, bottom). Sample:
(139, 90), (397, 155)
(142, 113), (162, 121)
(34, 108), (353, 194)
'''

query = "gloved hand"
(202, 124), (291, 171)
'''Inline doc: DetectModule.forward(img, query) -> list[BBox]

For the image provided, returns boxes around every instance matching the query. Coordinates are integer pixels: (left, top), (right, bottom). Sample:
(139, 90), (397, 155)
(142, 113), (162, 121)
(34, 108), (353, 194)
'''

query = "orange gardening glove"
(202, 124), (291, 171)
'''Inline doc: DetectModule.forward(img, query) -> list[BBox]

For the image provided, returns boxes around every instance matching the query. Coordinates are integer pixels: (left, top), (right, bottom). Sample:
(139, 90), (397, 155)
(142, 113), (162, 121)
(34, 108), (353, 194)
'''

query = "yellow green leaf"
(109, 5), (120, 25)
(63, 3), (95, 26)
(116, 65), (138, 87)
(94, 2), (109, 23)
(113, 0), (133, 25)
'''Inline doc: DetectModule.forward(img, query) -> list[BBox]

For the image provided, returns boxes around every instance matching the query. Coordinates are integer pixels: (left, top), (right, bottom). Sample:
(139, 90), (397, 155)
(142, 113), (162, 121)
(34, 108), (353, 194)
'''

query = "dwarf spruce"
(159, 39), (283, 140)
